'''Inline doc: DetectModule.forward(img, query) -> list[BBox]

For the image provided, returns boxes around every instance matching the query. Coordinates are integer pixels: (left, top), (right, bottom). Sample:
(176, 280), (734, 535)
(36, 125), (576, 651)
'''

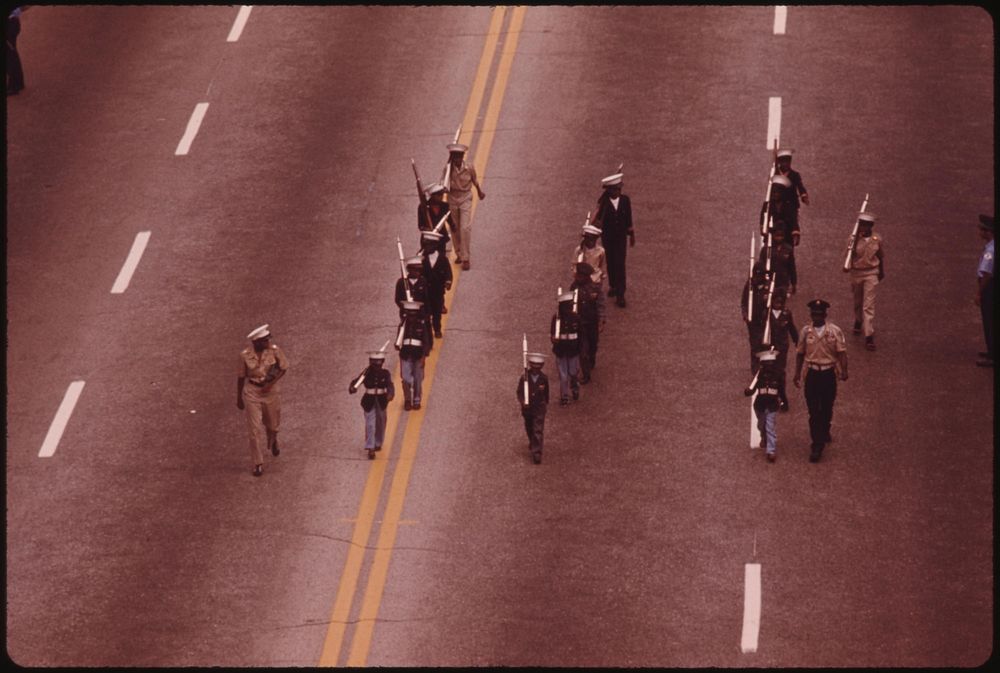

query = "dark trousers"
(804, 368), (837, 449)
(6, 16), (24, 92)
(982, 279), (994, 358)
(775, 348), (789, 406)
(579, 321), (599, 378)
(603, 234), (628, 296)
(522, 409), (545, 455)
(428, 292), (444, 332)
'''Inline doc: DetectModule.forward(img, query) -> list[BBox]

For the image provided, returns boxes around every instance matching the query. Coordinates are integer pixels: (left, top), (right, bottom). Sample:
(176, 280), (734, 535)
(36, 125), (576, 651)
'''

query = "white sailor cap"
(424, 182), (446, 196)
(771, 174), (792, 188)
(857, 212), (877, 223)
(405, 256), (424, 268)
(401, 300), (424, 311)
(526, 352), (546, 365)
(776, 148), (794, 158)
(755, 347), (778, 361)
(367, 351), (387, 360)
(557, 291), (575, 303)
(447, 142), (468, 153)
(421, 230), (444, 242)
(247, 324), (270, 340)
(601, 173), (624, 187)
(582, 224), (602, 236)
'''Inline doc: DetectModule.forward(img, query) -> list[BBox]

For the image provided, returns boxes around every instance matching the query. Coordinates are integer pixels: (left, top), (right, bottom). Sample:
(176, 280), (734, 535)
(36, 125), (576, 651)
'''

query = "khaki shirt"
(239, 344), (289, 388)
(446, 161), (478, 203)
(796, 323), (846, 366)
(850, 233), (882, 274)
(572, 243), (606, 284)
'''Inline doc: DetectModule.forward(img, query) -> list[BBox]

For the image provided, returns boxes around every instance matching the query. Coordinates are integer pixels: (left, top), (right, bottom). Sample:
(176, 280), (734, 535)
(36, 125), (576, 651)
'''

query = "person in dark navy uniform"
(774, 148), (809, 246)
(420, 231), (453, 338)
(395, 256), (434, 352)
(741, 262), (770, 374)
(418, 182), (452, 250)
(516, 353), (549, 464)
(593, 172), (634, 307)
(348, 350), (395, 459)
(570, 262), (605, 384)
(396, 301), (431, 411)
(759, 225), (797, 296)
(975, 214), (995, 367)
(763, 288), (799, 411)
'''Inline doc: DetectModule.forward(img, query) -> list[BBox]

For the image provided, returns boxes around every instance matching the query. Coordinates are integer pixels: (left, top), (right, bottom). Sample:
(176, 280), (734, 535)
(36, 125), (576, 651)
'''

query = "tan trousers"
(450, 194), (473, 262)
(244, 385), (280, 466)
(851, 273), (879, 336)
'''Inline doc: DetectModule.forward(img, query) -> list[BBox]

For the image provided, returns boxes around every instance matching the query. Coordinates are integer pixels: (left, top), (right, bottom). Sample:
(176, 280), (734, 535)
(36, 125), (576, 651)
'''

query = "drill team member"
(763, 174), (801, 245)
(396, 300), (431, 410)
(843, 212), (885, 351)
(443, 142), (485, 269)
(760, 225), (797, 295)
(571, 262), (606, 384)
(593, 172), (634, 307)
(348, 350), (395, 460)
(765, 288), (799, 411)
(744, 347), (782, 462)
(741, 262), (770, 373)
(774, 148), (809, 245)
(516, 352), (549, 464)
(571, 224), (607, 287)
(550, 290), (582, 405)
(395, 256), (434, 352)
(793, 299), (848, 463)
(236, 324), (289, 477)
(975, 214), (995, 367)
(418, 182), (452, 249)
(421, 231), (453, 338)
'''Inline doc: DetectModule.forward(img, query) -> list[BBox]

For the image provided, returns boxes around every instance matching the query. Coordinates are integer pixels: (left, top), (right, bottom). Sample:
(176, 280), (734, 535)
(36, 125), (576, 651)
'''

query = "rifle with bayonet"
(521, 334), (529, 407)
(411, 159), (435, 230)
(760, 140), (779, 237)
(761, 273), (777, 346)
(413, 209), (453, 256)
(842, 193), (870, 272)
(395, 238), (414, 349)
(554, 287), (562, 339)
(746, 232), (756, 324)
(351, 339), (391, 391)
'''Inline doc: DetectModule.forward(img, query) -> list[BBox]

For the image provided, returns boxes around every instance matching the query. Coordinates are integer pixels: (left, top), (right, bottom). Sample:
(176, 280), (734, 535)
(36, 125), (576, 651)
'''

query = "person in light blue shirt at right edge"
(975, 214), (994, 367)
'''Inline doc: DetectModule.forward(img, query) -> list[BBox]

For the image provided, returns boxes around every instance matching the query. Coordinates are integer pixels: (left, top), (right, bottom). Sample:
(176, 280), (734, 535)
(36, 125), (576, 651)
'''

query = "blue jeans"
(364, 404), (387, 449)
(556, 354), (580, 399)
(400, 357), (424, 404)
(753, 397), (777, 453)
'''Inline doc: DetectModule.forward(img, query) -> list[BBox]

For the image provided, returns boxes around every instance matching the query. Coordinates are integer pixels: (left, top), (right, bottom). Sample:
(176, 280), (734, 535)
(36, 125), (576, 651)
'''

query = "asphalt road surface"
(5, 6), (994, 668)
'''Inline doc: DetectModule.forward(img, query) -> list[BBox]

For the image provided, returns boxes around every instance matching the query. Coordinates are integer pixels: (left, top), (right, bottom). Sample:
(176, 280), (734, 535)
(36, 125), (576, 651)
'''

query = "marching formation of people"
(517, 169), (634, 464)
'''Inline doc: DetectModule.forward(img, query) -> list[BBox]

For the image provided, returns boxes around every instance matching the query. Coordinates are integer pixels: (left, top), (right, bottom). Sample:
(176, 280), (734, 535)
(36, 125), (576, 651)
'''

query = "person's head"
(406, 257), (423, 276)
(425, 182), (446, 203)
(979, 214), (995, 241)
(751, 262), (766, 285)
(601, 172), (624, 197)
(557, 291), (574, 317)
(367, 351), (387, 370)
(857, 212), (876, 237)
(582, 224), (602, 247)
(247, 324), (271, 352)
(447, 143), (468, 165)
(807, 299), (829, 326)
(755, 347), (778, 369)
(421, 231), (443, 253)
(775, 148), (793, 171)
(772, 288), (787, 310)
(574, 261), (594, 283)
(527, 352), (546, 371)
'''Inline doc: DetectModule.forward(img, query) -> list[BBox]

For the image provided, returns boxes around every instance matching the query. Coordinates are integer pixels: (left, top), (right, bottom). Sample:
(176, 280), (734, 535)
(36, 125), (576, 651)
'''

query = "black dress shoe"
(404, 400), (412, 411)
(580, 374), (591, 384)
(374, 445), (382, 452)
(607, 288), (616, 297)
(532, 452), (542, 464)
(853, 321), (862, 334)
(616, 296), (626, 308)
(434, 329), (443, 338)
(766, 452), (776, 463)
(367, 449), (375, 460)
(413, 402), (421, 410)
(252, 464), (263, 476)
(559, 397), (568, 406)
(271, 439), (280, 457)
(976, 357), (995, 367)
(572, 387), (579, 401)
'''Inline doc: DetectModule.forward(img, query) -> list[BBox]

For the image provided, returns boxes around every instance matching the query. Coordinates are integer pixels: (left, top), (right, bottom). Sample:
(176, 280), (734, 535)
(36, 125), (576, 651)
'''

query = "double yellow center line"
(318, 6), (527, 667)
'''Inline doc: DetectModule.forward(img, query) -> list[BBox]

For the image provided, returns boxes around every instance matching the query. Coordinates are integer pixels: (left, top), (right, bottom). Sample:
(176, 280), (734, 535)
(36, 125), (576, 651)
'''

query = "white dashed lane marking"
(227, 6), (253, 42)
(175, 102), (209, 156)
(39, 381), (86, 458)
(110, 231), (151, 294)
(741, 563), (762, 653)
(773, 6), (787, 35)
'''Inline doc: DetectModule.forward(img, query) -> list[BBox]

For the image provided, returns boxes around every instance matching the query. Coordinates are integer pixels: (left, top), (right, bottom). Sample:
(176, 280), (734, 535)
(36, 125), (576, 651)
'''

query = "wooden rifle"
(843, 193), (870, 272)
(411, 159), (435, 230)
(352, 339), (391, 390)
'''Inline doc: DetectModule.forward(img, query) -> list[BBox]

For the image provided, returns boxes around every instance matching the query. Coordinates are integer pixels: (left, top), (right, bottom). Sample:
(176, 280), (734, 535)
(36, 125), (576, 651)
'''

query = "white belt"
(808, 363), (834, 371)
(557, 334), (578, 340)
(402, 339), (423, 346)
(365, 388), (388, 395)
(758, 387), (779, 395)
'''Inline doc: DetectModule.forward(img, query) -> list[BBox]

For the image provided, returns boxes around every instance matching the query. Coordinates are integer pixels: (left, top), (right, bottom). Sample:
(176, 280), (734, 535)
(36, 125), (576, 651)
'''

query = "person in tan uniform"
(236, 324), (289, 476)
(793, 300), (847, 463)
(443, 142), (485, 270)
(843, 212), (884, 351)
(571, 224), (607, 287)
